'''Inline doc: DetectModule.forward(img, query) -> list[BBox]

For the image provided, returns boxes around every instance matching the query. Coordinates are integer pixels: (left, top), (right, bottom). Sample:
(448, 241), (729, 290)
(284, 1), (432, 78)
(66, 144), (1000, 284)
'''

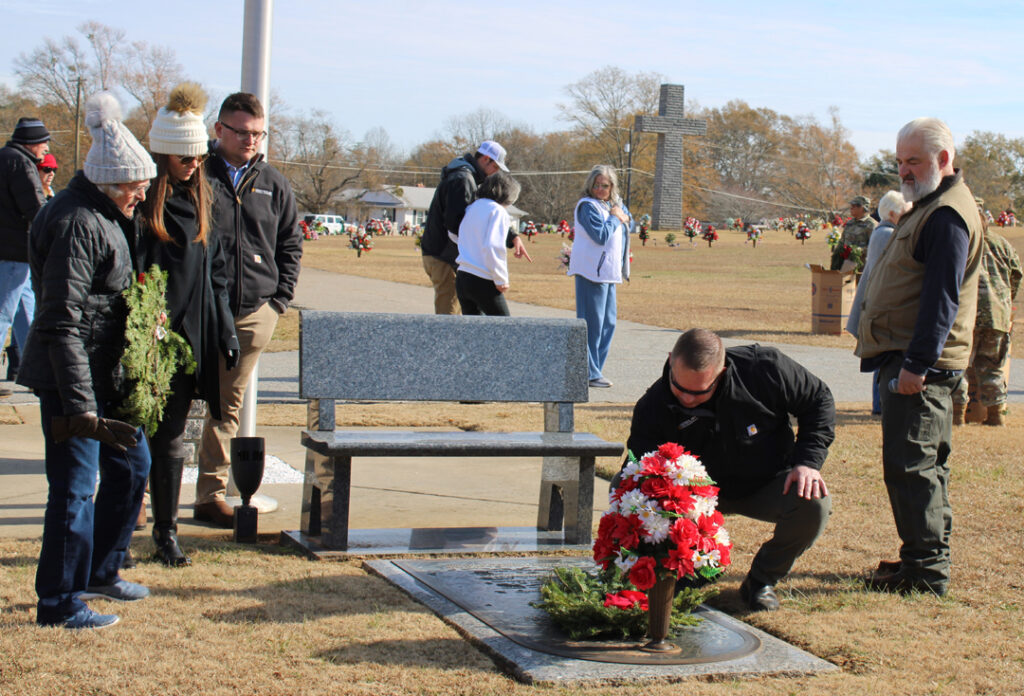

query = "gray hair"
(582, 164), (622, 206)
(898, 117), (955, 162)
(670, 328), (725, 372)
(877, 190), (908, 222)
(477, 171), (520, 207)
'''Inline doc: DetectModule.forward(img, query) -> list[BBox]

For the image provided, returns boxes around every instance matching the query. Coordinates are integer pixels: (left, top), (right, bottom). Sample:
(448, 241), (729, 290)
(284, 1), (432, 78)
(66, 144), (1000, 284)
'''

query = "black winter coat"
(421, 153), (486, 266)
(625, 345), (836, 498)
(138, 182), (238, 420)
(17, 172), (141, 413)
(0, 141), (47, 262)
(205, 147), (302, 317)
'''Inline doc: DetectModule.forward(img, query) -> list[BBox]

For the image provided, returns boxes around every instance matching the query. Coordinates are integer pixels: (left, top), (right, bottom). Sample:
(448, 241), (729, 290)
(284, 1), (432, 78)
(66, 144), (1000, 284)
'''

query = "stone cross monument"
(634, 84), (706, 230)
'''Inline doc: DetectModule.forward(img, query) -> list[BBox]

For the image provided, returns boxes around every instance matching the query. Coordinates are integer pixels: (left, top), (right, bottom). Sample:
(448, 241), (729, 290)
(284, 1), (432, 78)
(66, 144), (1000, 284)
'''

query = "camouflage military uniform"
(953, 230), (1022, 406)
(829, 215), (877, 270)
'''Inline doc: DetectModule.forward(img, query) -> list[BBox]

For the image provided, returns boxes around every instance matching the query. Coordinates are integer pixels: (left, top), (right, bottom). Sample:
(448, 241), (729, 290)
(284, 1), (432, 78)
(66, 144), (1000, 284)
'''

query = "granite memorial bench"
(282, 311), (624, 555)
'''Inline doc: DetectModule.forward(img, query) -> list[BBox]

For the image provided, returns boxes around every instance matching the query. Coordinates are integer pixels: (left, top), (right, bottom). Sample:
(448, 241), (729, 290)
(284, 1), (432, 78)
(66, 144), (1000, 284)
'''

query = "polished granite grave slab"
(281, 526), (590, 559)
(365, 557), (838, 685)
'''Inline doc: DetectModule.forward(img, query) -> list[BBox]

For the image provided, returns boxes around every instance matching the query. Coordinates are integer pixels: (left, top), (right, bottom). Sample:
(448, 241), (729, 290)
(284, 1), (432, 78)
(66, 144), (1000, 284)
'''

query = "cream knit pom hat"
(148, 82), (209, 156)
(83, 91), (157, 184)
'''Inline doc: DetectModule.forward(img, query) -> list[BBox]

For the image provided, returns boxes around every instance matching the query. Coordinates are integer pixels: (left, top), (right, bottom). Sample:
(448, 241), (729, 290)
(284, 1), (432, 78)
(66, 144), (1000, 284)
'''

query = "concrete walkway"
(2, 267), (1021, 544)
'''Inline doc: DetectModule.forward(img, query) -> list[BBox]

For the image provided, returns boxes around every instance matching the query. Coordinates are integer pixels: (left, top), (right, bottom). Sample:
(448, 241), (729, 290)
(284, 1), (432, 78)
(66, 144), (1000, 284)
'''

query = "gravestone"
(634, 84), (706, 231)
(366, 557), (838, 685)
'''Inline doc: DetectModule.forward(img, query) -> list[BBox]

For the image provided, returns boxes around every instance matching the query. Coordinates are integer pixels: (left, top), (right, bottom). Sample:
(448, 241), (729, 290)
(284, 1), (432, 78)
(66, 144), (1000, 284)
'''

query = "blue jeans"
(35, 390), (151, 625)
(0, 260), (31, 349)
(574, 275), (616, 380)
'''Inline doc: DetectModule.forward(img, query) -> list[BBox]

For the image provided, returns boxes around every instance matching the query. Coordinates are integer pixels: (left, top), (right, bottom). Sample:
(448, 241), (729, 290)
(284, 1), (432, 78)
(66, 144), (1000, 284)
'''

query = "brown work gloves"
(51, 412), (138, 452)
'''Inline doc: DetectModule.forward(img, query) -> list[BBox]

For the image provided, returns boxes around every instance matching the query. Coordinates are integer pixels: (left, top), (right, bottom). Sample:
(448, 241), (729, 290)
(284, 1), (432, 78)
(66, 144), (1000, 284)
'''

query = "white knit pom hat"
(148, 82), (209, 156)
(83, 91), (156, 184)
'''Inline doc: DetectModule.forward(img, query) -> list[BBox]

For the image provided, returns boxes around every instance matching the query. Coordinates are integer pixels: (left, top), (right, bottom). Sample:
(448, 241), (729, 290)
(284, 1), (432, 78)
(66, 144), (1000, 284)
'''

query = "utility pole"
(624, 131), (634, 210)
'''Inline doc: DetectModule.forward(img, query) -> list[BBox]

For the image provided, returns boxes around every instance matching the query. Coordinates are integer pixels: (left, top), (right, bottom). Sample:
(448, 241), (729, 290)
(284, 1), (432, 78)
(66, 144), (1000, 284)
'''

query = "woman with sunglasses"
(139, 83), (238, 566)
(37, 153), (58, 199)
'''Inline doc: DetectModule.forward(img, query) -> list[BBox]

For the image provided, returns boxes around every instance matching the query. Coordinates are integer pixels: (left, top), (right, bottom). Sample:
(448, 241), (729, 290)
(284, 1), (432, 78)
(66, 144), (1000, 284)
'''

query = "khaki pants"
(422, 254), (458, 315)
(195, 302), (279, 504)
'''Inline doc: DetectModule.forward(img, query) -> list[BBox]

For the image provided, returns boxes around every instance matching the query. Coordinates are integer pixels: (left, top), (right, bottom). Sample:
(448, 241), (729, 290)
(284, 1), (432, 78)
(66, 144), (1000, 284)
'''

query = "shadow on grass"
(315, 637), (481, 669)
(0, 555), (37, 568)
(835, 410), (881, 426)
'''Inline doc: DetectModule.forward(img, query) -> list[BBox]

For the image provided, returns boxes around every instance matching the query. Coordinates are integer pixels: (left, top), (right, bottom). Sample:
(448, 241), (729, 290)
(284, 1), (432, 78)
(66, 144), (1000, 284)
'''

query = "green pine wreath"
(118, 265), (195, 435)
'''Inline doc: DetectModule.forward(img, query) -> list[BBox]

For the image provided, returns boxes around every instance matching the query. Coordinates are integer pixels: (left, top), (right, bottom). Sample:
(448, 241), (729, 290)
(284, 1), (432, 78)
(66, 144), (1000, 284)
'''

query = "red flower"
(669, 518), (699, 549)
(640, 476), (671, 499)
(690, 484), (719, 499)
(662, 486), (694, 514)
(138, 273), (146, 283)
(613, 514), (644, 549)
(663, 546), (695, 577)
(629, 556), (657, 590)
(639, 454), (667, 477)
(604, 590), (649, 611)
(657, 442), (686, 460)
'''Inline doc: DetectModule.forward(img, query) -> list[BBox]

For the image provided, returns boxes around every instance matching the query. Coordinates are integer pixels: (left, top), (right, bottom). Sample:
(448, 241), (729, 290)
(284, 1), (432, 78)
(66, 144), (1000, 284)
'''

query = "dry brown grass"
(5, 228), (1024, 693)
(3, 401), (1024, 694)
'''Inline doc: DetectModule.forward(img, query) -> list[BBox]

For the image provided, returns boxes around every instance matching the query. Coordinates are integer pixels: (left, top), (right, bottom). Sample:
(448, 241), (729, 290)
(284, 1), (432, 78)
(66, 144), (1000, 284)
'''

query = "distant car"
(304, 214), (345, 235)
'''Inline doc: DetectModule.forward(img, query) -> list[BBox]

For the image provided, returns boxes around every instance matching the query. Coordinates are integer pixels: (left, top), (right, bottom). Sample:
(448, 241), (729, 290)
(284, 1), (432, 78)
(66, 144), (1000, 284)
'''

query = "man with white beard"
(854, 118), (984, 597)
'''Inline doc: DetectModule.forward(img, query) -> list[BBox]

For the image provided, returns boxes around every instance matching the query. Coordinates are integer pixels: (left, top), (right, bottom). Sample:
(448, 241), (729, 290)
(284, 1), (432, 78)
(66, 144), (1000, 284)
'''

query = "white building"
(340, 185), (527, 231)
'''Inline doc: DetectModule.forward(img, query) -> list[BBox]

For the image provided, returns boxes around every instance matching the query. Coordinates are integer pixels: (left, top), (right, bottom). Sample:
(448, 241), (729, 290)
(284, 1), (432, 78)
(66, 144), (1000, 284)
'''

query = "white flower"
(636, 500), (661, 525)
(614, 552), (637, 572)
(154, 326), (168, 341)
(675, 454), (707, 482)
(689, 495), (719, 520)
(620, 459), (642, 481)
(714, 527), (731, 547)
(641, 513), (670, 543)
(694, 549), (722, 569)
(619, 489), (649, 514)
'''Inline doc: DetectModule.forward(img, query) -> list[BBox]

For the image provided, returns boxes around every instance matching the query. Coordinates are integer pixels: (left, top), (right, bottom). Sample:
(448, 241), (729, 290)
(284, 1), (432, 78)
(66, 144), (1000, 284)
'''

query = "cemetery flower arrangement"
(746, 227), (763, 245)
(638, 214), (651, 246)
(533, 443), (729, 640)
(558, 244), (572, 271)
(542, 223), (556, 235)
(838, 244), (865, 272)
(558, 219), (571, 237)
(413, 228), (423, 248)
(683, 216), (701, 240)
(997, 210), (1017, 227)
(350, 227), (374, 255)
(118, 266), (195, 435)
(825, 228), (841, 250)
(796, 224), (812, 244)
(523, 220), (537, 240)
(703, 226), (718, 246)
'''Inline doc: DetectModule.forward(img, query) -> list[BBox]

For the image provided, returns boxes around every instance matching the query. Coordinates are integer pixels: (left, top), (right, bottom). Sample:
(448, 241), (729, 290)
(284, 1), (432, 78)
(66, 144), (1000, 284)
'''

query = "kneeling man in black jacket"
(620, 328), (835, 611)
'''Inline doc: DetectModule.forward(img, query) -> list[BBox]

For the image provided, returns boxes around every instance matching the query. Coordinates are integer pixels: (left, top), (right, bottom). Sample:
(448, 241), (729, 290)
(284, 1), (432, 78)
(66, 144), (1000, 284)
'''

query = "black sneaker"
(739, 576), (780, 611)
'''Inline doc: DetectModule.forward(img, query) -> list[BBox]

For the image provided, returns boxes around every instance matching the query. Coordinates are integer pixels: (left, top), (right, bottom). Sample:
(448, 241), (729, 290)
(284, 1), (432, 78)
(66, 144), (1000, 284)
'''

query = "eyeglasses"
(218, 121), (267, 142)
(175, 154), (208, 165)
(669, 369), (723, 397)
(119, 181), (151, 196)
(40, 167), (56, 174)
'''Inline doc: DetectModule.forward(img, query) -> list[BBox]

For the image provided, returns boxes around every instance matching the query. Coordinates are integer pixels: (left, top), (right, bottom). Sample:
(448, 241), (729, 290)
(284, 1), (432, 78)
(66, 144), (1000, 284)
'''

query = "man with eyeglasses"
(0, 117), (50, 396)
(618, 328), (835, 612)
(193, 92), (302, 527)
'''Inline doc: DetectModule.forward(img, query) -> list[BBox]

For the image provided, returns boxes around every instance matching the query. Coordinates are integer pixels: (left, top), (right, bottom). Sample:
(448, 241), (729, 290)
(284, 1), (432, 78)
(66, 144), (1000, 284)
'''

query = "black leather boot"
(150, 456), (192, 567)
(5, 342), (19, 382)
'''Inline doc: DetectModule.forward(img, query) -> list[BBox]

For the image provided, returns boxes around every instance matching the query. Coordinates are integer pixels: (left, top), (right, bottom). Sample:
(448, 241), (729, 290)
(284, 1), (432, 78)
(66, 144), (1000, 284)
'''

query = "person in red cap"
(37, 153), (58, 200)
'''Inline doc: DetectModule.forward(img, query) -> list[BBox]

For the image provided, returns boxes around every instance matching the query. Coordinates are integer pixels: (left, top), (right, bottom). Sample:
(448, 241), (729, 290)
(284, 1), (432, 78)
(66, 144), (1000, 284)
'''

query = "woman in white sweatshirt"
(455, 171), (522, 315)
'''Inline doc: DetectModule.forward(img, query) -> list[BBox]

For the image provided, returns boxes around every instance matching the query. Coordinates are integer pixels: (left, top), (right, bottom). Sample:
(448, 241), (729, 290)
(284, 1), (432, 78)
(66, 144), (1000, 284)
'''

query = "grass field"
(2, 225), (1024, 694)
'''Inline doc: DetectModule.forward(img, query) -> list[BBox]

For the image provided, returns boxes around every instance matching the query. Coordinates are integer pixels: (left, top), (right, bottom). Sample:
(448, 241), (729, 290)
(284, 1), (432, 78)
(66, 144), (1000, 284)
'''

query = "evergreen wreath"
(118, 265), (195, 435)
(532, 566), (714, 640)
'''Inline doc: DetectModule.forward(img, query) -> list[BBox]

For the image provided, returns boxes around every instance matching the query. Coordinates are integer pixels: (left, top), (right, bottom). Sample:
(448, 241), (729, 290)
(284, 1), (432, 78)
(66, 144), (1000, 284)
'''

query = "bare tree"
(275, 111), (363, 213)
(442, 108), (516, 153)
(120, 42), (187, 126)
(13, 36), (91, 121)
(557, 66), (665, 172)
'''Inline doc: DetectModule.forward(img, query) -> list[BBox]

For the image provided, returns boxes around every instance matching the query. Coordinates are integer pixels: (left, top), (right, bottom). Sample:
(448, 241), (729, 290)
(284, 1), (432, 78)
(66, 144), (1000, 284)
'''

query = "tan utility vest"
(855, 174), (983, 369)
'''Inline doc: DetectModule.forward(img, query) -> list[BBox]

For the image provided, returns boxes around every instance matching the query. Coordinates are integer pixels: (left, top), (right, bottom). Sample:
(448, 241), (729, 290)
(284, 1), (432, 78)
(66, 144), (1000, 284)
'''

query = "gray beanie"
(83, 91), (156, 184)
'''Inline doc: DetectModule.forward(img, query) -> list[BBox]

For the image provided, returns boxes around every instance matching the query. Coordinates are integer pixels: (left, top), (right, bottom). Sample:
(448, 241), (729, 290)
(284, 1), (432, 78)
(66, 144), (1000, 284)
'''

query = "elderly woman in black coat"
(139, 84), (238, 566)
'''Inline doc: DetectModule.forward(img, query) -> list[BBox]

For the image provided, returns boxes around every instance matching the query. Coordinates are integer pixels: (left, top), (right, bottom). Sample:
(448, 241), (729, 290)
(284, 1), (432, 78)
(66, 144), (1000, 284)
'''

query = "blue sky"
(2, 0), (1023, 160)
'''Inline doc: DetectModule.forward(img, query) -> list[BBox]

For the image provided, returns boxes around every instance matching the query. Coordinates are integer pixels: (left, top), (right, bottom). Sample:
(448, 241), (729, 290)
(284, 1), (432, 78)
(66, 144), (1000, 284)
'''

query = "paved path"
(260, 267), (1024, 405)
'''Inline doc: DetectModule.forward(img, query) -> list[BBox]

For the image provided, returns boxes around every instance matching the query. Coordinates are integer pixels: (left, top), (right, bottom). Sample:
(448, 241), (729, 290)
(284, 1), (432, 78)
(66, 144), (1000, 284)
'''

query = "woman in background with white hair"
(847, 189), (911, 413)
(568, 164), (632, 389)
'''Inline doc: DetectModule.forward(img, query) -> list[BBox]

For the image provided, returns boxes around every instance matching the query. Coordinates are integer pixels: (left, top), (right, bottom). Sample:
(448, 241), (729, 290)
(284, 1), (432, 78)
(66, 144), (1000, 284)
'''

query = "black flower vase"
(230, 436), (265, 543)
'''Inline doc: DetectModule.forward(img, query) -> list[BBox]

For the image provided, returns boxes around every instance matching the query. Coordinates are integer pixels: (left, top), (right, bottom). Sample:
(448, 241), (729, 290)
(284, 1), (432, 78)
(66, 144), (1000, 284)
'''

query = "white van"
(304, 214), (345, 235)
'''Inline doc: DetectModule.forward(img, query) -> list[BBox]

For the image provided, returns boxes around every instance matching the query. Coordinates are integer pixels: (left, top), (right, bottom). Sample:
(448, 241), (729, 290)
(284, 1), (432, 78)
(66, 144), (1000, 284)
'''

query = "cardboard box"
(808, 264), (857, 335)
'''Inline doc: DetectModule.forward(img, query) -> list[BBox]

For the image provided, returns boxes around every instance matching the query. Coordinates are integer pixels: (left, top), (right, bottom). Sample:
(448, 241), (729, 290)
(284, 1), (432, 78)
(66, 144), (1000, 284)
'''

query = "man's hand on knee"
(783, 465), (829, 499)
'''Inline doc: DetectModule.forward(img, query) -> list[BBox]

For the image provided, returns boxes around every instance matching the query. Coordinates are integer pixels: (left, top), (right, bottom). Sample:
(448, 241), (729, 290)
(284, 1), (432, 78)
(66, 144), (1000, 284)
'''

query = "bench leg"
(319, 455), (351, 551)
(537, 456), (577, 531)
(301, 449), (325, 537)
(563, 456), (595, 545)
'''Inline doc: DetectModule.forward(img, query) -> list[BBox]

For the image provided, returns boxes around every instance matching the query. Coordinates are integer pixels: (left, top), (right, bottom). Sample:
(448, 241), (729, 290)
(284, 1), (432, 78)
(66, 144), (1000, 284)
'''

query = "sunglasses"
(175, 154), (208, 165)
(669, 369), (723, 396)
(40, 167), (57, 174)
